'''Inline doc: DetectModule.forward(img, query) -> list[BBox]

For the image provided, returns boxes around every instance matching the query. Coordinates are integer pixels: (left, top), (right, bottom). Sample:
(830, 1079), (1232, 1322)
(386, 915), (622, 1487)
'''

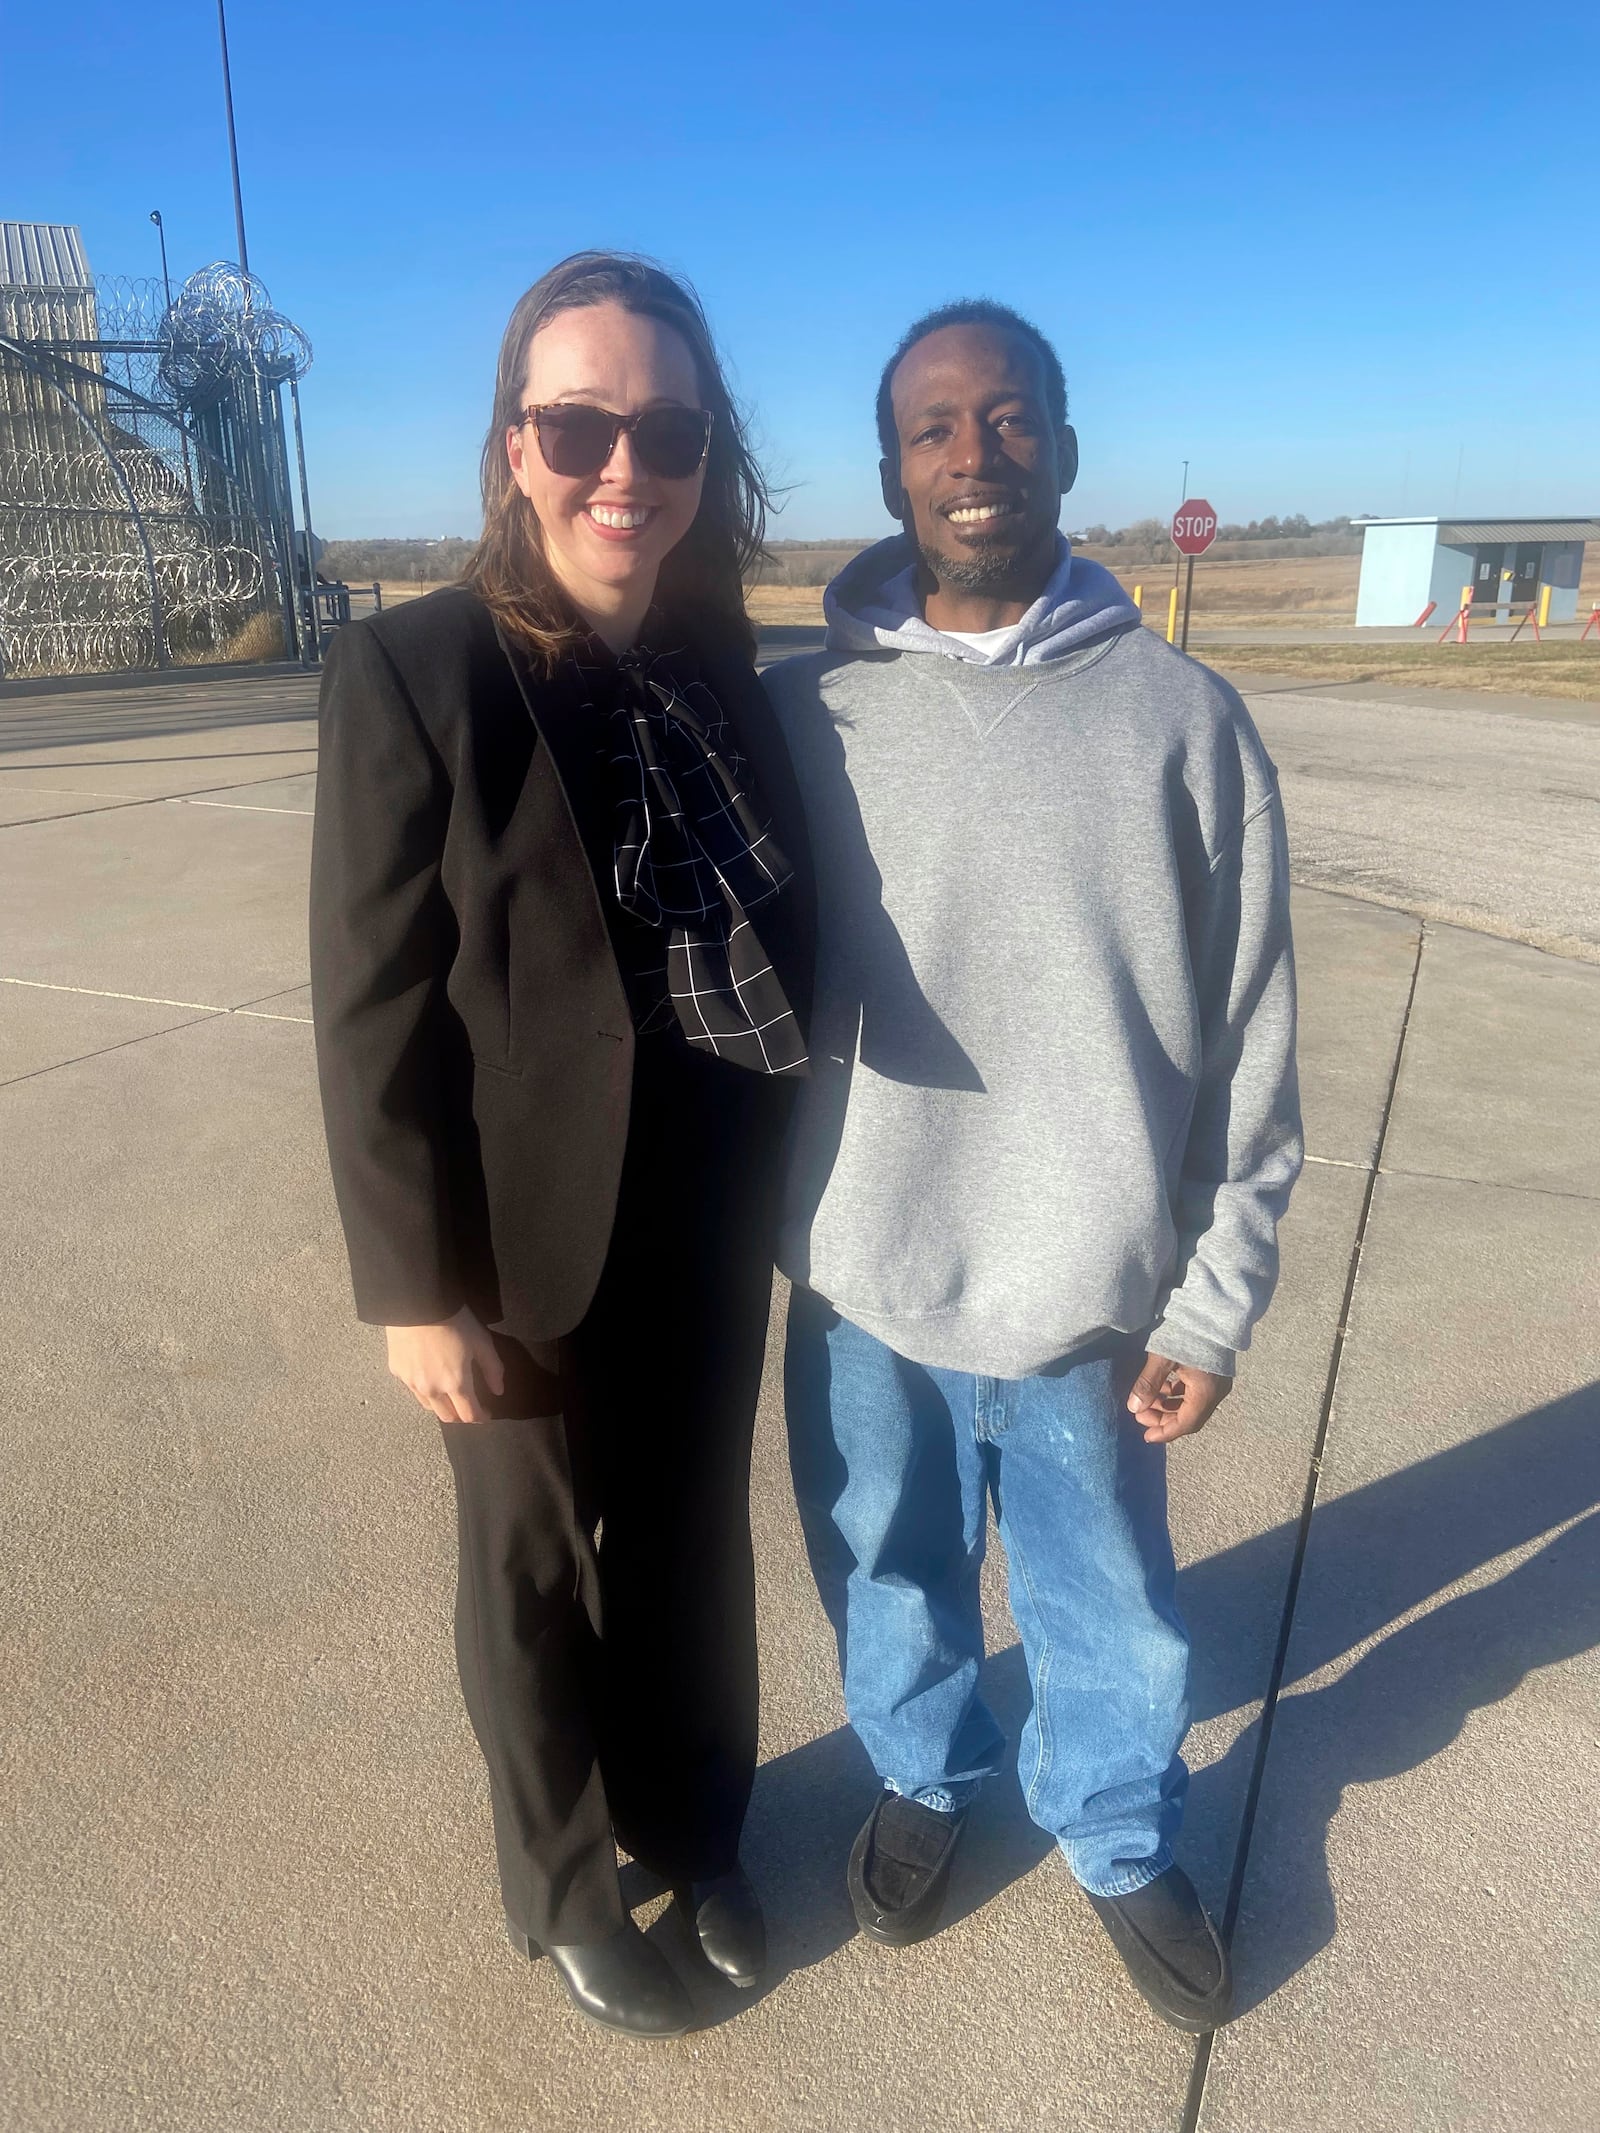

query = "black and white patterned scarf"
(596, 639), (809, 1078)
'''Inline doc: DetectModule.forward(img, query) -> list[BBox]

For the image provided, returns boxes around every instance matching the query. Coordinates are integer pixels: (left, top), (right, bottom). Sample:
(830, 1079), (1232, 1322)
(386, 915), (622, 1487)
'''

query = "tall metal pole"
(149, 211), (172, 309)
(1172, 460), (1189, 610)
(216, 0), (250, 275)
(268, 378), (309, 664)
(288, 375), (323, 665)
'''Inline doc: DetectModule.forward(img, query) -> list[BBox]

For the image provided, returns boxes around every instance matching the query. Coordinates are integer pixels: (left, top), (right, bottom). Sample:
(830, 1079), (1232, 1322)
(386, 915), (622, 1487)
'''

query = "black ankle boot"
(674, 1865), (767, 1988)
(508, 1917), (694, 2039)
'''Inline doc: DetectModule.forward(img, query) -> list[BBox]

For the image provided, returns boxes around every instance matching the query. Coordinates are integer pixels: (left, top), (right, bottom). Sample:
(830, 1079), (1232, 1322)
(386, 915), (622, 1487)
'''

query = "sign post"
(1170, 498), (1218, 651)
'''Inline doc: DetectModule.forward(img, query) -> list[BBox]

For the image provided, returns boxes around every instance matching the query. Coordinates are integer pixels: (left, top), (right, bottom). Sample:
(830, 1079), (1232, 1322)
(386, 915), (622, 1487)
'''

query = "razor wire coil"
(1, 260), (311, 677)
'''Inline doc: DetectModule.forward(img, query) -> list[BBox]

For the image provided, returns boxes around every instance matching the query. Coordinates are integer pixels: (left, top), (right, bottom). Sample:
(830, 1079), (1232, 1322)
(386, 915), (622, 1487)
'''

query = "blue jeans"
(784, 1292), (1190, 1898)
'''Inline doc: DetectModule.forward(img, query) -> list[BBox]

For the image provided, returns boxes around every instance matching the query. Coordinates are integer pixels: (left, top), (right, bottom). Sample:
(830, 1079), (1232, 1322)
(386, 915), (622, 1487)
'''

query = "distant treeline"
(753, 518), (1363, 582)
(321, 518), (1361, 590)
(319, 538), (476, 586)
(749, 540), (875, 587)
(1073, 515), (1361, 564)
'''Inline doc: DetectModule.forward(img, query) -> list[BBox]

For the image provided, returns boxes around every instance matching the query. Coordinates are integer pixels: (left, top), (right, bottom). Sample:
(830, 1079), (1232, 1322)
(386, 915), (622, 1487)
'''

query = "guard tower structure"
(1352, 515), (1597, 626)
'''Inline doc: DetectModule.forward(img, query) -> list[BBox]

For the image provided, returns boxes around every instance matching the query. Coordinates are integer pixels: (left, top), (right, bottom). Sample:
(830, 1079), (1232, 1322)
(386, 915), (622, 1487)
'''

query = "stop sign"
(1171, 499), (1218, 556)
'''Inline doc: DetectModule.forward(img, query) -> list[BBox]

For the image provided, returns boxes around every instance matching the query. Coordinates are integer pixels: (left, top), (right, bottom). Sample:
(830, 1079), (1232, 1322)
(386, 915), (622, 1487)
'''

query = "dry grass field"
(1108, 552), (1360, 627)
(744, 549), (1600, 699)
(745, 583), (833, 627)
(748, 554), (1367, 630)
(1206, 639), (1600, 699)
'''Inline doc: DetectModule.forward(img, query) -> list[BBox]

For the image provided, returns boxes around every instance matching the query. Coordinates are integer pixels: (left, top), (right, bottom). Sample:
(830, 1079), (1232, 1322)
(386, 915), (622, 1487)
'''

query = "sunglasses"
(519, 402), (714, 482)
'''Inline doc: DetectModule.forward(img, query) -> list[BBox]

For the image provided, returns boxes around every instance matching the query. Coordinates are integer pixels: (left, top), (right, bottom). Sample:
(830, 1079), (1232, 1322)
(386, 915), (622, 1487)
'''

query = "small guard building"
(1352, 515), (1597, 626)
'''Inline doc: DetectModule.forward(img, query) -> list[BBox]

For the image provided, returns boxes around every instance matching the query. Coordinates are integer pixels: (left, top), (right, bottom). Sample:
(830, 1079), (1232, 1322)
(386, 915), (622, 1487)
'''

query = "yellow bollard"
(1166, 586), (1179, 644)
(1460, 585), (1473, 640)
(1132, 582), (1144, 615)
(1539, 583), (1552, 629)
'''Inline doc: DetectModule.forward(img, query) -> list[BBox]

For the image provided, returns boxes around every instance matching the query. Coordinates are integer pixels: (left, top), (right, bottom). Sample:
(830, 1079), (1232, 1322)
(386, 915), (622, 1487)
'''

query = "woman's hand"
(385, 1305), (507, 1424)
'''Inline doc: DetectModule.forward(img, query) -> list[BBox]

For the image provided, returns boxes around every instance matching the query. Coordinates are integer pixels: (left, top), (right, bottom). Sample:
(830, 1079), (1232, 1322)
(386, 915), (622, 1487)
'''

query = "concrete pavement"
(760, 633), (1600, 959)
(1243, 678), (1600, 962)
(1, 671), (1595, 2131)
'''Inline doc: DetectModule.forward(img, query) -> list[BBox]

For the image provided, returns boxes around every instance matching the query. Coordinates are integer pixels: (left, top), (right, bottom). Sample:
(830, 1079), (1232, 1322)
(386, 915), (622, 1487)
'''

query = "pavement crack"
(0, 762), (316, 831)
(1179, 916), (1427, 2133)
(0, 1010), (225, 1089)
(1374, 1164), (1600, 1206)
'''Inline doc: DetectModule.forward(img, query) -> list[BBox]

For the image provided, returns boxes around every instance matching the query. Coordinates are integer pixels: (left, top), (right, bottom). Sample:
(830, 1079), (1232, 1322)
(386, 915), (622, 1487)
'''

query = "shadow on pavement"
(1183, 1383), (1600, 1723)
(0, 688), (317, 756)
(731, 1381), (1600, 2016)
(1203, 1506), (1600, 2014)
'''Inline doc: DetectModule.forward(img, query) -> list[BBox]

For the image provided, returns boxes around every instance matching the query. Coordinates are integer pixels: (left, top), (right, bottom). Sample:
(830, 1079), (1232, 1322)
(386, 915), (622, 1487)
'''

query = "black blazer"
(309, 585), (815, 1339)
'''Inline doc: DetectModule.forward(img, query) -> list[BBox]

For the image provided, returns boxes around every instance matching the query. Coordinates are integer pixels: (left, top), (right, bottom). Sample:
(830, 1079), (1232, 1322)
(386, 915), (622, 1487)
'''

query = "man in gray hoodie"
(762, 302), (1301, 2032)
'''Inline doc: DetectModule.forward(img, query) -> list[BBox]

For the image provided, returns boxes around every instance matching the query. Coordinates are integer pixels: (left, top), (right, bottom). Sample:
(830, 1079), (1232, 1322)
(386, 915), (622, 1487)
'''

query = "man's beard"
(916, 525), (1053, 596)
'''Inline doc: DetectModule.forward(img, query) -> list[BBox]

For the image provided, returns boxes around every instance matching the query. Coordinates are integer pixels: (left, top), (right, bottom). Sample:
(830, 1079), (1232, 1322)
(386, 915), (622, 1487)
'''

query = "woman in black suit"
(310, 253), (812, 2039)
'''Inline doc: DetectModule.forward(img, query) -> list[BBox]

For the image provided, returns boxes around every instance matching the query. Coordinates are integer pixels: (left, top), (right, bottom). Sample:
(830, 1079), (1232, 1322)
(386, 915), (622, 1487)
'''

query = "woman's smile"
(584, 502), (658, 537)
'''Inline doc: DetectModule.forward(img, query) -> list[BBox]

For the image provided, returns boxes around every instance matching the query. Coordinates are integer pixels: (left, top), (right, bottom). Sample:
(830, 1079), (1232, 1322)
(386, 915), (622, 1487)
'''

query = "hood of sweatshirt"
(822, 531), (1139, 668)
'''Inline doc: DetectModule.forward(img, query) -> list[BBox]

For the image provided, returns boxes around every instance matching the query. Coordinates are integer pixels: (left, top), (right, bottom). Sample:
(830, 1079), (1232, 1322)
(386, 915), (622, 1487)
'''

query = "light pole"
(149, 210), (172, 309)
(1173, 459), (1190, 610)
(216, 0), (250, 275)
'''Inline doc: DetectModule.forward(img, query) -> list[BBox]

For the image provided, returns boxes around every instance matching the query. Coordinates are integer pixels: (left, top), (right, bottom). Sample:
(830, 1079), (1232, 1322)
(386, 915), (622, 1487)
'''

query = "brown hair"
(460, 251), (768, 670)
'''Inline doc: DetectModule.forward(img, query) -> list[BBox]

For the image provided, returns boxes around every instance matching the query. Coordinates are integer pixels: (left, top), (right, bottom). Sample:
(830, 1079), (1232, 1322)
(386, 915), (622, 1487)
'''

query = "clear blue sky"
(5, 1), (1596, 539)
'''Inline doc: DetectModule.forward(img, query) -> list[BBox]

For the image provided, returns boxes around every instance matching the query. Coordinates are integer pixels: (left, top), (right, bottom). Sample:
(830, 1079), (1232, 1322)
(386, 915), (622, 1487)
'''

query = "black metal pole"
(216, 0), (250, 275)
(149, 211), (172, 308)
(288, 375), (323, 664)
(272, 384), (302, 663)
(1172, 463), (1188, 612)
(1180, 553), (1196, 652)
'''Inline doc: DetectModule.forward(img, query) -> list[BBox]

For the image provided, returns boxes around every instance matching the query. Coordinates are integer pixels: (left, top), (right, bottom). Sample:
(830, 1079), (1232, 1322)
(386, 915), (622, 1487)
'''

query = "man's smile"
(940, 493), (1026, 528)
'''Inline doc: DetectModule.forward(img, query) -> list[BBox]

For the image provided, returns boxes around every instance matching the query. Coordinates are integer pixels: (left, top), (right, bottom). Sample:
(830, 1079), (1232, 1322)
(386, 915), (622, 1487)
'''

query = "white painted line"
(170, 799), (315, 816)
(2, 975), (225, 1011)
(0, 784), (147, 800)
(1303, 1153), (1372, 1171)
(2, 974), (313, 1025)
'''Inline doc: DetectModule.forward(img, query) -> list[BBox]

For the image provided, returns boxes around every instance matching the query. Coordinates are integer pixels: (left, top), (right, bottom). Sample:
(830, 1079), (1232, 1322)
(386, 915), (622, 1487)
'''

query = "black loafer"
(1082, 1865), (1233, 2032)
(674, 1865), (767, 1988)
(847, 1790), (967, 1947)
(508, 1916), (694, 2039)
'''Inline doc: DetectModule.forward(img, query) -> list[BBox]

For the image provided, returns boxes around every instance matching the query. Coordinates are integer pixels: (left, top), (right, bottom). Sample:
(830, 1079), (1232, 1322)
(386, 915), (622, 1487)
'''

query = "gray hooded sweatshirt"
(762, 533), (1303, 1379)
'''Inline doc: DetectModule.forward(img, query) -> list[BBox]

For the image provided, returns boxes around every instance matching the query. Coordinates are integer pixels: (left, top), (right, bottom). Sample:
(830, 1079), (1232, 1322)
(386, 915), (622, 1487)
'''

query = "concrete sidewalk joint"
(1181, 920), (1427, 2131)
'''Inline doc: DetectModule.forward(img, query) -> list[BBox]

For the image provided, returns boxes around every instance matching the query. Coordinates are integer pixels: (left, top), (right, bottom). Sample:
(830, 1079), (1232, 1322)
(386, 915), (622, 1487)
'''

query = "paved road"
(752, 637), (1600, 964)
(1237, 679), (1600, 961)
(2, 671), (1596, 2132)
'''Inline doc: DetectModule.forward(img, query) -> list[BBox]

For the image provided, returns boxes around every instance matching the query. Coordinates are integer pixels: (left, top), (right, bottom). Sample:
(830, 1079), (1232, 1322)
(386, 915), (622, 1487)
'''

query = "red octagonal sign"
(1171, 499), (1218, 556)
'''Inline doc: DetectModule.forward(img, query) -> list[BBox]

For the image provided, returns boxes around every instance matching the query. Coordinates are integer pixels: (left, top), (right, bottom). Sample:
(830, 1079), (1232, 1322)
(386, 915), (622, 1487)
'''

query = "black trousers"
(440, 1034), (788, 1947)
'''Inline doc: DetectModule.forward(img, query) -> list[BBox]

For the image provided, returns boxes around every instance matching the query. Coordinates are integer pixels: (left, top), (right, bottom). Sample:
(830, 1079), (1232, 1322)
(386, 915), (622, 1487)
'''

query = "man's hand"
(1126, 1353), (1232, 1444)
(385, 1305), (506, 1424)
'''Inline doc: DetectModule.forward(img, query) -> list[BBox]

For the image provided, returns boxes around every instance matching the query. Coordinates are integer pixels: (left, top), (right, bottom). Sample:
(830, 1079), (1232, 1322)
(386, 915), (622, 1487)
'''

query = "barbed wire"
(93, 275), (170, 343)
(158, 263), (312, 406)
(0, 259), (311, 676)
(0, 387), (276, 674)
